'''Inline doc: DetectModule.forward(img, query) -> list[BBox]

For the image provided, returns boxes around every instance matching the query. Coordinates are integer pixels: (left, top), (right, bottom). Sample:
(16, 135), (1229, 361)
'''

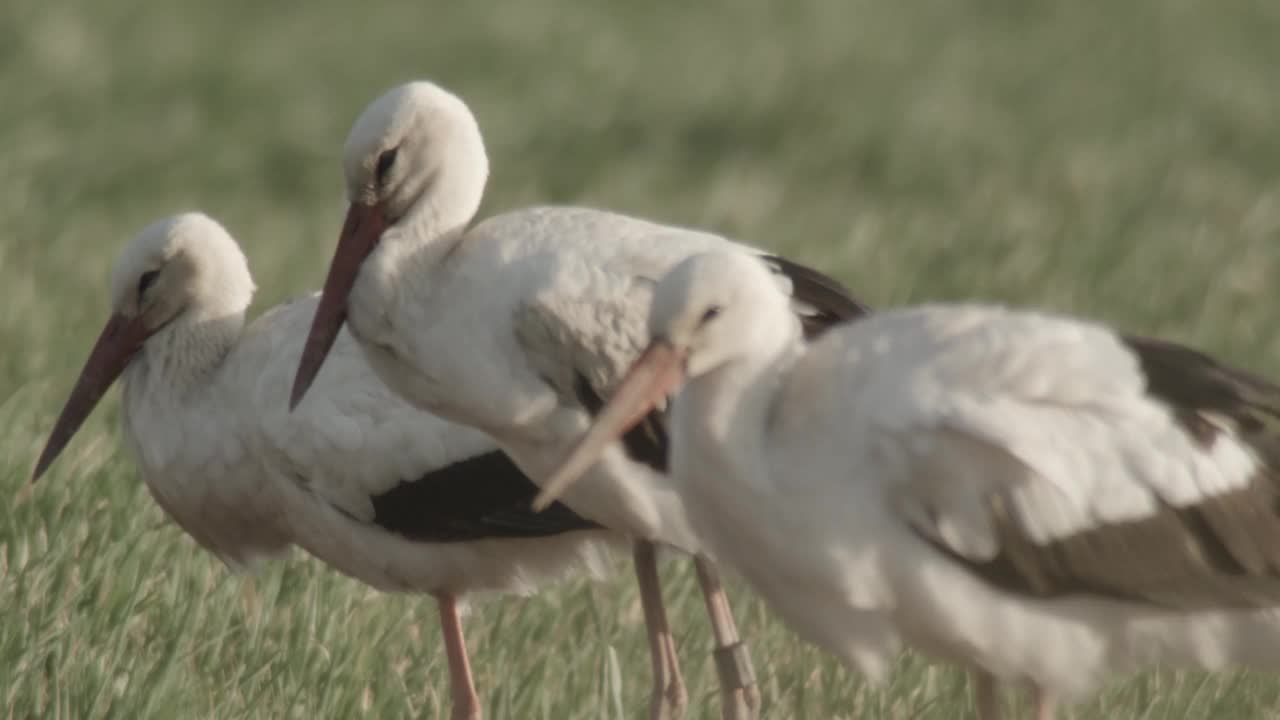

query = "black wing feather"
(927, 333), (1280, 609)
(757, 253), (871, 339)
(370, 451), (601, 543)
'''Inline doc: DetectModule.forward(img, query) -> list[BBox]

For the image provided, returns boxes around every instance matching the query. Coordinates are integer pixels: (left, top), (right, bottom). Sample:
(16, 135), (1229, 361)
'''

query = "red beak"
(532, 339), (687, 511)
(32, 313), (151, 482)
(290, 202), (388, 410)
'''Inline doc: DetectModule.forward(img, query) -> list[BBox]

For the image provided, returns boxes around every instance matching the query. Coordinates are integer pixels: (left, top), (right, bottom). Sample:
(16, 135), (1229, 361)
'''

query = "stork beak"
(290, 201), (388, 410)
(532, 339), (687, 511)
(32, 313), (151, 482)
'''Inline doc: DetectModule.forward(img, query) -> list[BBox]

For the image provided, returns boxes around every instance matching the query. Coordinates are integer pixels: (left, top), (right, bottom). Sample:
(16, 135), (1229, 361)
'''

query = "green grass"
(4, 0), (1280, 717)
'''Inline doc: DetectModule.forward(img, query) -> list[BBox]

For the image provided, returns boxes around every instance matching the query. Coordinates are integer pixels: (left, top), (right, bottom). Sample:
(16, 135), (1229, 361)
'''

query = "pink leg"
(694, 556), (759, 720)
(1033, 684), (1056, 720)
(634, 541), (688, 720)
(437, 594), (482, 720)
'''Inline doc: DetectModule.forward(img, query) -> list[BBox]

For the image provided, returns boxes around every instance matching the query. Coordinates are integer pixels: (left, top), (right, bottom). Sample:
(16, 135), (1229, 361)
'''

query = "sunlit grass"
(4, 0), (1280, 717)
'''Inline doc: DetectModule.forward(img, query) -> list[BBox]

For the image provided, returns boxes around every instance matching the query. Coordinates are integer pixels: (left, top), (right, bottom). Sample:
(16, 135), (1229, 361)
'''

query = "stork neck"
(124, 310), (245, 404)
(381, 221), (468, 280)
(370, 188), (481, 302)
(674, 320), (801, 474)
(389, 139), (487, 262)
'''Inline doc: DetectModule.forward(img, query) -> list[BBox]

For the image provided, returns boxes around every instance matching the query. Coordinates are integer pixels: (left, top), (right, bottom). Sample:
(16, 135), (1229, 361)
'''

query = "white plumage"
(537, 250), (1280, 720)
(290, 80), (867, 720)
(34, 213), (613, 720)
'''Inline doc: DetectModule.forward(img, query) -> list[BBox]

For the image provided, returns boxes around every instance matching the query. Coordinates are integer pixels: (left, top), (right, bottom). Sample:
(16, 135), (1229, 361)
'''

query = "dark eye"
(138, 270), (160, 297)
(699, 306), (723, 325)
(375, 147), (399, 186)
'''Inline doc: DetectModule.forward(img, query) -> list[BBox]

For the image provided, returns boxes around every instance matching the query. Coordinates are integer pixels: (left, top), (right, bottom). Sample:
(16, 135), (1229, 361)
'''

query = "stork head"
(32, 213), (255, 481)
(341, 81), (489, 224)
(646, 251), (797, 378)
(533, 252), (795, 510)
(292, 80), (490, 409)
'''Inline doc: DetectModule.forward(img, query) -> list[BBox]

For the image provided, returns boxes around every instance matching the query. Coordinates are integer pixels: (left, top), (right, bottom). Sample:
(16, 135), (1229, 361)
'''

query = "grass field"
(4, 0), (1280, 717)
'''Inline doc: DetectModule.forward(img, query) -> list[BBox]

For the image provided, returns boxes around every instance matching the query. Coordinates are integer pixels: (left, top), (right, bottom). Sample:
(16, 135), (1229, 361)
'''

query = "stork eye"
(699, 306), (723, 325)
(138, 270), (160, 297)
(375, 147), (399, 186)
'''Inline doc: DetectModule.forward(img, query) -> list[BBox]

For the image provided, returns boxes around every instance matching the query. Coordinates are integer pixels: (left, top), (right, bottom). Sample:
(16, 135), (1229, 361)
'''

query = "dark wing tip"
(931, 334), (1280, 609)
(368, 451), (601, 543)
(1121, 334), (1280, 456)
(924, 476), (1280, 610)
(758, 254), (872, 338)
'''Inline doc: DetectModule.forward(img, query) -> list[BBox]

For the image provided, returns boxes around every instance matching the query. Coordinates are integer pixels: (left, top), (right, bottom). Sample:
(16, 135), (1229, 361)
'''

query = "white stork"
(535, 250), (1280, 720)
(32, 213), (613, 720)
(287, 80), (868, 720)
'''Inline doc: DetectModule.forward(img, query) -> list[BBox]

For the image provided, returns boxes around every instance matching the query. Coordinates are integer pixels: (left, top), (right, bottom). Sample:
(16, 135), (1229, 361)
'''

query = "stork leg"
(634, 540), (688, 720)
(1032, 684), (1056, 720)
(973, 670), (1001, 720)
(693, 556), (760, 720)
(436, 594), (482, 720)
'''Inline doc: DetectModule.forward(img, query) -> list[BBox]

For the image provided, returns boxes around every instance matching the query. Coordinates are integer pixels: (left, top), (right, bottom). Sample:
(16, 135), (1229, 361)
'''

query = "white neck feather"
(119, 307), (248, 521)
(672, 318), (802, 486)
(123, 309), (245, 407)
(424, 139), (487, 239)
(370, 136), (489, 291)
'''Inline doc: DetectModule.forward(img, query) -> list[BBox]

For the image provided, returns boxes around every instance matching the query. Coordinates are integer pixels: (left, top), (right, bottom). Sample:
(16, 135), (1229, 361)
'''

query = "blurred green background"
(4, 0), (1280, 717)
